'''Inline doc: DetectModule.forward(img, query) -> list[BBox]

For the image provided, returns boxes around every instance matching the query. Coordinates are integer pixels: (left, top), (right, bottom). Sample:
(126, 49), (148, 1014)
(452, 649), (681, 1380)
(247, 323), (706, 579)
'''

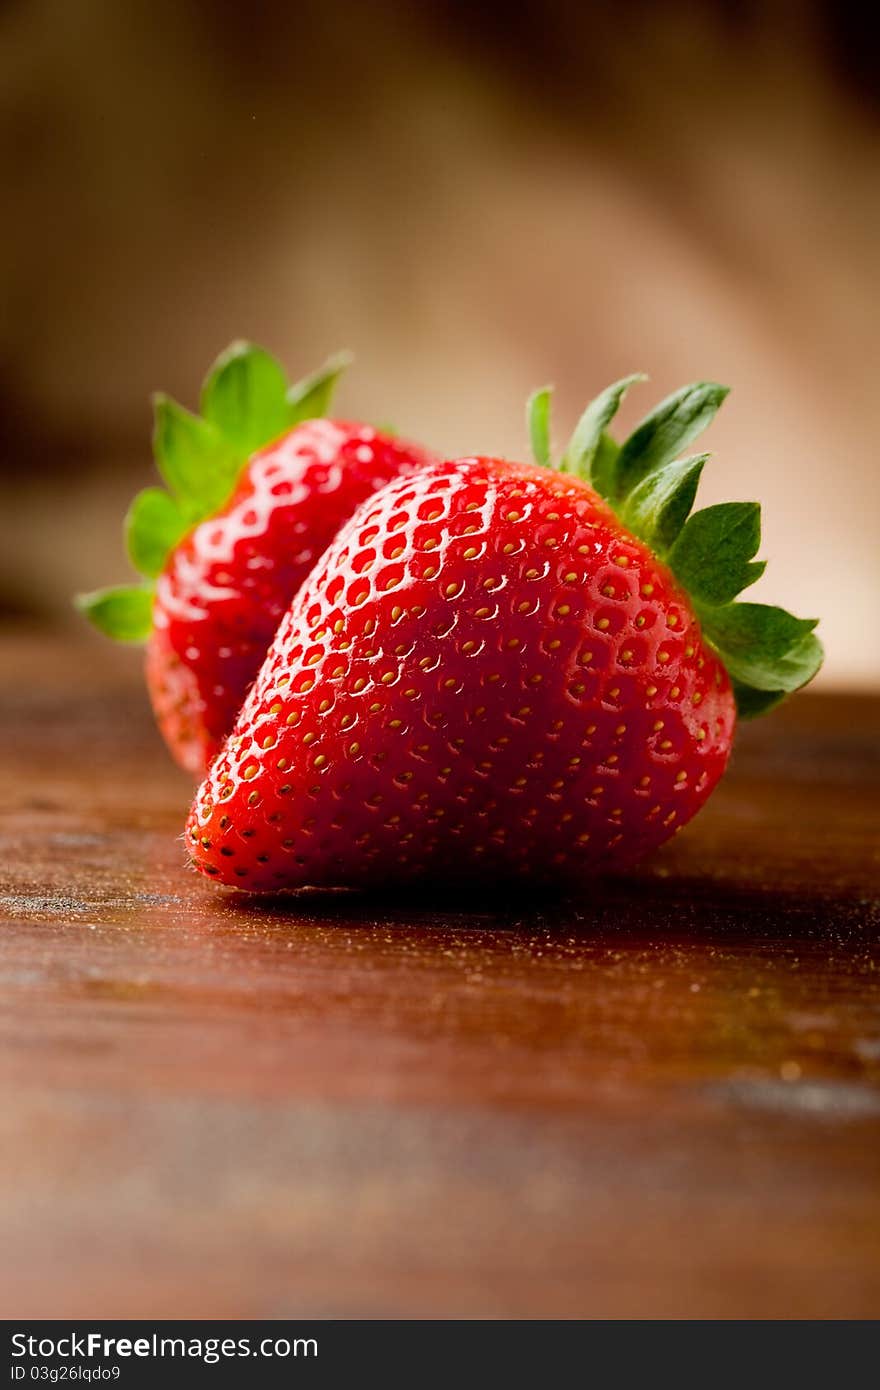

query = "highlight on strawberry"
(76, 342), (437, 773)
(186, 375), (822, 892)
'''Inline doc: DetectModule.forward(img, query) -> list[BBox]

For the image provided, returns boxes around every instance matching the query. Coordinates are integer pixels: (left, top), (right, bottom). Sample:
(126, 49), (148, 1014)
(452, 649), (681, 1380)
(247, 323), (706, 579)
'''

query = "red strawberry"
(147, 418), (436, 772)
(186, 376), (822, 891)
(77, 343), (436, 772)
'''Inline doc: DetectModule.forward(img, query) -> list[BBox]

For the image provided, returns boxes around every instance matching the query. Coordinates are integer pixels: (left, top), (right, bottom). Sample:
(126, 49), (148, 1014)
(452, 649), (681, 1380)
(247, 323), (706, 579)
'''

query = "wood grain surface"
(1, 632), (878, 1319)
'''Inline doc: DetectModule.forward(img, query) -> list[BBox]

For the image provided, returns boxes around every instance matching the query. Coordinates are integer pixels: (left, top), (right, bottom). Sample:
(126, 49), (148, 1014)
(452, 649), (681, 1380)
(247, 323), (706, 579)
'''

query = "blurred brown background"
(1, 0), (878, 687)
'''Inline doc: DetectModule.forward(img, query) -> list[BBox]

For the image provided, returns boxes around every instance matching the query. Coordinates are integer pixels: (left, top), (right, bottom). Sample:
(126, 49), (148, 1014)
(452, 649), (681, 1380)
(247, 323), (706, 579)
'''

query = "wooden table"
(1, 633), (878, 1319)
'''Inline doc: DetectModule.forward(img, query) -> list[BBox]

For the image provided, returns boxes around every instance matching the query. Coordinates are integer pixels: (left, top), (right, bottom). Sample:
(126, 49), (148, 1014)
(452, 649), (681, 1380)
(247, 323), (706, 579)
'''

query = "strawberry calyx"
(75, 342), (351, 642)
(527, 378), (823, 719)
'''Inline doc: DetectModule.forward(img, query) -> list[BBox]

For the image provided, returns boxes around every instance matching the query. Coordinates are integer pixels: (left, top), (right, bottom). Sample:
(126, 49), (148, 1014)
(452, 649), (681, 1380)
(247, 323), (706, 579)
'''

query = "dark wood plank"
(1, 633), (878, 1318)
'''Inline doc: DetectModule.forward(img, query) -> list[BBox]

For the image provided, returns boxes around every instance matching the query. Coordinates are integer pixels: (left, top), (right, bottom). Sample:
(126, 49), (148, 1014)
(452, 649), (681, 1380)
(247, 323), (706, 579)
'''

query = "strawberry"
(186, 375), (823, 892)
(77, 342), (436, 772)
(145, 418), (437, 773)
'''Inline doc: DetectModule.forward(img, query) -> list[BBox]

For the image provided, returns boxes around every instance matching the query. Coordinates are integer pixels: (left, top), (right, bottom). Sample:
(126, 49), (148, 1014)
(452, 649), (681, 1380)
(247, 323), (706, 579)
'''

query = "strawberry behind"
(148, 419), (437, 772)
(76, 342), (437, 773)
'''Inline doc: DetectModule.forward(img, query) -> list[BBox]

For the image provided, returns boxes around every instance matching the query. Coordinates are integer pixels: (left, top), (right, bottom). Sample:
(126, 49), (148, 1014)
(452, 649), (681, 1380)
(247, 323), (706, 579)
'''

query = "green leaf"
(83, 343), (353, 647)
(201, 341), (290, 455)
(622, 453), (707, 554)
(125, 488), (189, 578)
(757, 630), (824, 691)
(591, 431), (621, 500)
(704, 604), (823, 719)
(75, 586), (153, 643)
(668, 501), (764, 606)
(614, 381), (729, 500)
(561, 373), (646, 487)
(702, 603), (817, 667)
(731, 681), (787, 720)
(152, 395), (238, 519)
(703, 603), (821, 691)
(730, 634), (823, 718)
(527, 386), (553, 467)
(287, 350), (352, 425)
(518, 370), (824, 722)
